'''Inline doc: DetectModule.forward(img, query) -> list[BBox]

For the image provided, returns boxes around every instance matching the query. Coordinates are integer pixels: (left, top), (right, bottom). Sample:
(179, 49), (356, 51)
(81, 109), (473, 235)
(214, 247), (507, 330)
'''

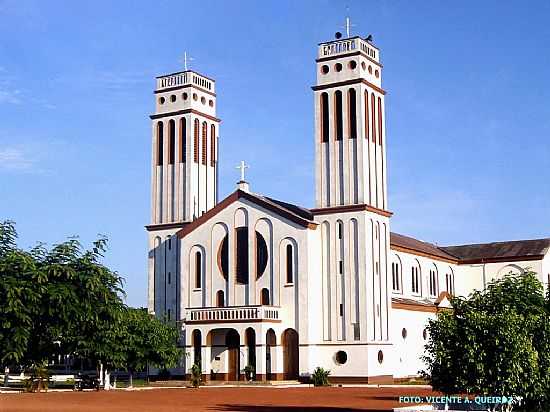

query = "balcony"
(186, 305), (280, 324)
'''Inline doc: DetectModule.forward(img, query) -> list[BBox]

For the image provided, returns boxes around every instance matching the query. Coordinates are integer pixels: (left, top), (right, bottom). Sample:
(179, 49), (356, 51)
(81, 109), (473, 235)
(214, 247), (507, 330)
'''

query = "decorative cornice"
(311, 203), (393, 218)
(154, 84), (215, 97)
(150, 108), (221, 123)
(315, 50), (383, 68)
(145, 221), (189, 232)
(312, 78), (386, 95)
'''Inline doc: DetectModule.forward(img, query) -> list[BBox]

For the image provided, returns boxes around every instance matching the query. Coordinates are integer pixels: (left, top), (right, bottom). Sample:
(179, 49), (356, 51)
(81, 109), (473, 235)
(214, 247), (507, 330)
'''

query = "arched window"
(286, 244), (294, 284)
(320, 92), (329, 142)
(371, 93), (376, 143)
(195, 251), (202, 289)
(210, 124), (216, 166)
(446, 268), (455, 295)
(193, 119), (199, 163)
(261, 288), (270, 305)
(179, 118), (186, 163)
(156, 121), (163, 165)
(348, 88), (357, 139)
(216, 290), (224, 307)
(429, 265), (438, 297)
(411, 261), (421, 295)
(218, 235), (229, 280)
(192, 330), (201, 366)
(236, 227), (249, 284)
(377, 97), (383, 145)
(337, 220), (343, 239)
(168, 119), (175, 164)
(334, 90), (343, 141)
(392, 257), (402, 292)
(201, 121), (207, 165)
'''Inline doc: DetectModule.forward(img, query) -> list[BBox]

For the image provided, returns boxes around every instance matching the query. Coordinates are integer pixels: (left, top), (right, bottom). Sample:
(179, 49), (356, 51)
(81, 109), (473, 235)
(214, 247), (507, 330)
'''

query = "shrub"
(189, 363), (202, 388)
(311, 367), (330, 387)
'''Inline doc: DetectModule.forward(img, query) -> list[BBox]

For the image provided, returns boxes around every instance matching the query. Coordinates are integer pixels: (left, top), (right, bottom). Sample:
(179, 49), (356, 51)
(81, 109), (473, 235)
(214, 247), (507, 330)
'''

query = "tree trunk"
(99, 362), (104, 386)
(104, 369), (110, 391)
(129, 371), (133, 388)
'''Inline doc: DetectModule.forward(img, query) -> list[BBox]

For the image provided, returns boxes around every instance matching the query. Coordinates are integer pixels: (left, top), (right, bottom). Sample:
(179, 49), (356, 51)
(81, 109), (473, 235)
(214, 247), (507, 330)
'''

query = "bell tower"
(313, 33), (387, 211)
(146, 68), (220, 318)
(150, 69), (220, 224)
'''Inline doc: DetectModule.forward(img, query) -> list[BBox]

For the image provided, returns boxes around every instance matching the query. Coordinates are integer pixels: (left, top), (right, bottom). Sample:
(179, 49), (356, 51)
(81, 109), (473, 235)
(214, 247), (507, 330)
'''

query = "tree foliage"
(0, 220), (181, 380)
(422, 272), (550, 410)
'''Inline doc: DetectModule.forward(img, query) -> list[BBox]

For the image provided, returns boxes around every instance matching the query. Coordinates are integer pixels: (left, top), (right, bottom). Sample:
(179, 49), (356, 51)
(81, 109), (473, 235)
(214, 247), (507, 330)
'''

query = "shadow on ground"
(213, 405), (388, 412)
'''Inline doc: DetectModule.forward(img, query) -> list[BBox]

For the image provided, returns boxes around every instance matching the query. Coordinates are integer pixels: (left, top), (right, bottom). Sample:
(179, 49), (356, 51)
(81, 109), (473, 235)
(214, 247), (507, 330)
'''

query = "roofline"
(390, 244), (458, 264)
(176, 190), (317, 239)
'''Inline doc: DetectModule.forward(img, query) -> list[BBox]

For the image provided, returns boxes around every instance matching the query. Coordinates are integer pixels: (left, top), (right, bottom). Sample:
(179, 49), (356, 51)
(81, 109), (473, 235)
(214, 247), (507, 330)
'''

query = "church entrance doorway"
(282, 328), (299, 380)
(266, 329), (276, 380)
(245, 328), (256, 380)
(225, 329), (240, 381)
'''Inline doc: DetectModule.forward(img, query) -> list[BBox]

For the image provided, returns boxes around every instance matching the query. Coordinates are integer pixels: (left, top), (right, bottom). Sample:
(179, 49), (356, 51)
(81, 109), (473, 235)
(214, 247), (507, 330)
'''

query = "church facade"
(145, 33), (550, 382)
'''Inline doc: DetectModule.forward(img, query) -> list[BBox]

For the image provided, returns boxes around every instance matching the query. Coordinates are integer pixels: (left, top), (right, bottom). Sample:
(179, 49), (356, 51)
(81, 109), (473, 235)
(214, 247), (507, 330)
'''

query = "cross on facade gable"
(236, 160), (249, 182)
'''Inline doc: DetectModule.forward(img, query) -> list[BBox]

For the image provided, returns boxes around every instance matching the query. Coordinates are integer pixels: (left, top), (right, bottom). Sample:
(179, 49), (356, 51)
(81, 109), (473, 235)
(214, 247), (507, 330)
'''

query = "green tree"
(0, 220), (126, 385)
(120, 308), (182, 387)
(422, 272), (550, 411)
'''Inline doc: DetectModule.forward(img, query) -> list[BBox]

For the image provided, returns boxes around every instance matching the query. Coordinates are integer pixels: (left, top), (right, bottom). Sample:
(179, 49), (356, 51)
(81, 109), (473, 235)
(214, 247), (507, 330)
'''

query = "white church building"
(145, 30), (550, 383)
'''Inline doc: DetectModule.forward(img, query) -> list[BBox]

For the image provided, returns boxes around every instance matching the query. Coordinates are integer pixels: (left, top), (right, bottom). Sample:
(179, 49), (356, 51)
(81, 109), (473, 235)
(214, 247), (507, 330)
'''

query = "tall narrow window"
(179, 118), (186, 163)
(210, 124), (216, 166)
(348, 88), (357, 139)
(216, 290), (224, 307)
(156, 121), (164, 165)
(320, 92), (329, 142)
(412, 262), (421, 295)
(371, 93), (376, 143)
(201, 121), (207, 165)
(446, 269), (454, 295)
(195, 251), (202, 288)
(236, 227), (249, 284)
(286, 244), (294, 283)
(261, 288), (270, 305)
(392, 260), (401, 292)
(364, 91), (369, 140)
(334, 90), (343, 141)
(429, 267), (438, 297)
(193, 119), (199, 163)
(337, 221), (343, 239)
(377, 97), (383, 145)
(168, 119), (175, 164)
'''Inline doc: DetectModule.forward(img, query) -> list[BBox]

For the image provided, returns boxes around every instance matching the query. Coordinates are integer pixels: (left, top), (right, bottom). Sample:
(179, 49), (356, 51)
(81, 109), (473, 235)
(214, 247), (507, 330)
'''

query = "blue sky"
(1, 0), (549, 307)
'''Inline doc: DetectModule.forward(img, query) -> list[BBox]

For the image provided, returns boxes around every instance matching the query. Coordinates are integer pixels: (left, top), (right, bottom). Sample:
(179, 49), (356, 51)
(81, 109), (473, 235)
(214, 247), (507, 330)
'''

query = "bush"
(157, 368), (171, 380)
(311, 367), (330, 387)
(189, 363), (202, 388)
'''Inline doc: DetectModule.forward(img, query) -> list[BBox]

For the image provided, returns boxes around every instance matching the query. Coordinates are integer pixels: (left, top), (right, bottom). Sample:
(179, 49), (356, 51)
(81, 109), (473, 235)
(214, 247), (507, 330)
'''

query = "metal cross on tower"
(181, 51), (194, 71)
(236, 160), (249, 182)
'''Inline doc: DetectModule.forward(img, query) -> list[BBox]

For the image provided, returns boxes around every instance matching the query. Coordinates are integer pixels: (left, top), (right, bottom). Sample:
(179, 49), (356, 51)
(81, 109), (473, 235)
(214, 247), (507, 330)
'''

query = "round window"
(368, 65), (373, 74)
(335, 63), (342, 72)
(402, 328), (407, 339)
(361, 61), (366, 70)
(170, 94), (176, 102)
(349, 60), (357, 70)
(182, 92), (188, 100)
(193, 93), (198, 101)
(201, 96), (206, 104)
(209, 99), (214, 107)
(159, 96), (165, 104)
(375, 69), (380, 78)
(335, 350), (348, 365)
(377, 350), (384, 364)
(321, 65), (329, 74)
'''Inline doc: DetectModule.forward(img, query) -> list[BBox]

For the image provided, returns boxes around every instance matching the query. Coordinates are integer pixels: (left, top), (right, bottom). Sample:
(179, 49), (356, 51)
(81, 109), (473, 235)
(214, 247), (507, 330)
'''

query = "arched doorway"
(192, 329), (202, 367)
(245, 328), (256, 380)
(266, 329), (276, 380)
(282, 329), (299, 380)
(225, 329), (240, 381)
